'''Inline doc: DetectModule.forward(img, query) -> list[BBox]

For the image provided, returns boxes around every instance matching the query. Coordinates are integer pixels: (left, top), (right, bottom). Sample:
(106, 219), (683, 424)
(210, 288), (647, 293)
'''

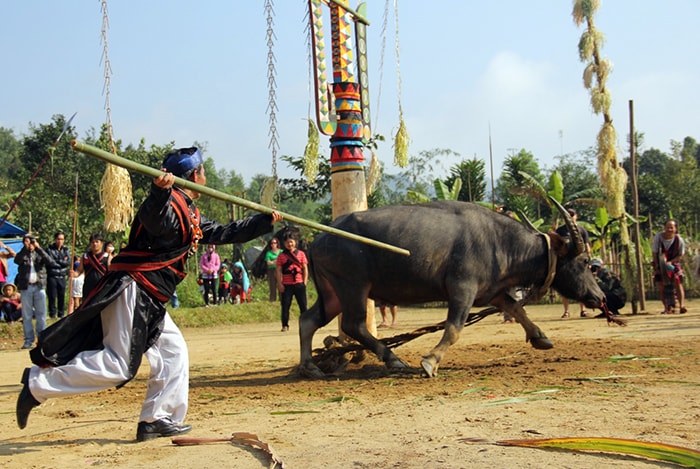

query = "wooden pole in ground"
(309, 1), (376, 338)
(629, 99), (646, 312)
(68, 174), (78, 314)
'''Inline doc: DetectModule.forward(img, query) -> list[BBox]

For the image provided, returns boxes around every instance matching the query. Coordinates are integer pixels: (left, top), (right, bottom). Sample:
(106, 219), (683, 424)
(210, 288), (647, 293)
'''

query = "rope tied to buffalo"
(309, 306), (502, 372)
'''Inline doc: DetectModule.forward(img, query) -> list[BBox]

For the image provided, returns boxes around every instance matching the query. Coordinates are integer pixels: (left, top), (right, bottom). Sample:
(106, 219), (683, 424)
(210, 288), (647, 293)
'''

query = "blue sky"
(2, 1), (699, 184)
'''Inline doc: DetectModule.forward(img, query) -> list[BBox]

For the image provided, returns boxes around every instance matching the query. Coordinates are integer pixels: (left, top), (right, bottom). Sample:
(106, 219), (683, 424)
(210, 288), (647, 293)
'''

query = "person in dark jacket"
(590, 258), (627, 317)
(14, 234), (54, 349)
(45, 230), (71, 319)
(16, 147), (283, 441)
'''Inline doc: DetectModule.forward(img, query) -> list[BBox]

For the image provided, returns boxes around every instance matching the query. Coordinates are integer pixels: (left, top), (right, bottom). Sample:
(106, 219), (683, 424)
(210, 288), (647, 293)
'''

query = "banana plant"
(407, 178), (462, 203)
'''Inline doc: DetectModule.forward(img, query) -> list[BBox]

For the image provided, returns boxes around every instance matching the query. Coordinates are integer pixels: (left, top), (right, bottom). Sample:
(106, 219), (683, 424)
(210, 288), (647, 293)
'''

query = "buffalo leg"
(494, 295), (553, 350)
(420, 320), (464, 378)
(298, 302), (333, 379)
(339, 303), (408, 371)
(420, 298), (473, 377)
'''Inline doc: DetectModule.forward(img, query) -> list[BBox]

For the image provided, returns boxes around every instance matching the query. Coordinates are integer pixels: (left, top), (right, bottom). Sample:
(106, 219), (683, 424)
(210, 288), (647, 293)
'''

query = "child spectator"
(218, 264), (232, 304)
(68, 260), (84, 314)
(276, 233), (308, 332)
(230, 261), (251, 304)
(1, 282), (22, 323)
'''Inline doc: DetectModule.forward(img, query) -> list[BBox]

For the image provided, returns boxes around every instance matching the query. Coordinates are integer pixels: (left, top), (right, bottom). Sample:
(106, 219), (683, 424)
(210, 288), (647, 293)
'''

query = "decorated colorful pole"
(309, 0), (376, 336)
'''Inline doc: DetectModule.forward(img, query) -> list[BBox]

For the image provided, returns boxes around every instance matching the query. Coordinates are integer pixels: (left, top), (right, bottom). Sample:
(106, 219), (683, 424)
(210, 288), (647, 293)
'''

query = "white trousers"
(27, 282), (189, 424)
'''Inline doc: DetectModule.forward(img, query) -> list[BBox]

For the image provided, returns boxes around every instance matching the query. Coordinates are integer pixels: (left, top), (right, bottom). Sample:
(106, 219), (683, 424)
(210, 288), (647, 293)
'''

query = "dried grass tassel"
(303, 118), (320, 184)
(393, 116), (409, 168)
(100, 162), (133, 232)
(261, 177), (277, 208)
(366, 149), (381, 196)
(392, 0), (409, 168)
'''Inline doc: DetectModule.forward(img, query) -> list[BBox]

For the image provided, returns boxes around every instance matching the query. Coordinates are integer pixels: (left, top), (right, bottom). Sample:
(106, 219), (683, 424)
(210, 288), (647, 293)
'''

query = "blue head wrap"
(162, 147), (203, 177)
(233, 261), (250, 292)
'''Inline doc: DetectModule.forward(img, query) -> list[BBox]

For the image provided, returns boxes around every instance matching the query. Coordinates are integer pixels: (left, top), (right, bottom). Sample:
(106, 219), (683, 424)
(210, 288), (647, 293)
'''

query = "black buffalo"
(299, 200), (605, 378)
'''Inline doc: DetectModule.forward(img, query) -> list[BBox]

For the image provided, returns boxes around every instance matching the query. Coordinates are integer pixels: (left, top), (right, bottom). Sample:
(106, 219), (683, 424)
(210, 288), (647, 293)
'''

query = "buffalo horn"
(516, 209), (539, 233)
(549, 196), (585, 255)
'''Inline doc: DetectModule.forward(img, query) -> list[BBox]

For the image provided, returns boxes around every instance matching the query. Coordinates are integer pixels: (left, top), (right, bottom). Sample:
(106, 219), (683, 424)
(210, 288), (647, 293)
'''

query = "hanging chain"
(265, 0), (279, 180)
(374, 0), (390, 127)
(394, 0), (404, 118)
(100, 0), (116, 154)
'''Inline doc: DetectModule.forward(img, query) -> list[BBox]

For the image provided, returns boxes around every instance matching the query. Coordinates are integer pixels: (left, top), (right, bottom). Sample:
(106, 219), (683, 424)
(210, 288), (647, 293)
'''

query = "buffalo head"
(549, 197), (604, 308)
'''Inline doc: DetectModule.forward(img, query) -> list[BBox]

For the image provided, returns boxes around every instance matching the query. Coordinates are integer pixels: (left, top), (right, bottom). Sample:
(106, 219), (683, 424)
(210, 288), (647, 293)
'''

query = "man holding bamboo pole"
(16, 147), (282, 441)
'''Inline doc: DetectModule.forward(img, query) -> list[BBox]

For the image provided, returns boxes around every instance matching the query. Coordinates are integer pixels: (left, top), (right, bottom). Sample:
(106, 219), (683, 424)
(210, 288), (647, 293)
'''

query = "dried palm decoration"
(99, 0), (133, 232)
(366, 148), (381, 196)
(303, 118), (320, 184)
(391, 0), (409, 167)
(260, 177), (277, 208)
(302, 3), (321, 185)
(573, 0), (627, 221)
(573, 0), (633, 290)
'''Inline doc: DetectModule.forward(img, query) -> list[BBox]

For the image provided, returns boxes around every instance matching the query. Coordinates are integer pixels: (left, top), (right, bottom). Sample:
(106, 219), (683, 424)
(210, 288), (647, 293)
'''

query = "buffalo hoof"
(385, 356), (408, 370)
(420, 356), (439, 378)
(297, 362), (326, 379)
(528, 336), (554, 350)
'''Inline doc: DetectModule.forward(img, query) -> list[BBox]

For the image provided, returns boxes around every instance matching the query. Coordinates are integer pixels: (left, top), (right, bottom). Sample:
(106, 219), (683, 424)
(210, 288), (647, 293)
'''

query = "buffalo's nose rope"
(600, 300), (627, 326)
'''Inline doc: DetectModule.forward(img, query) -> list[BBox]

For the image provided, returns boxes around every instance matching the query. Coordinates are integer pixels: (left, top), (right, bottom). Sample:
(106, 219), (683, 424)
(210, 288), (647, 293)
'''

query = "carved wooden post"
(309, 0), (376, 337)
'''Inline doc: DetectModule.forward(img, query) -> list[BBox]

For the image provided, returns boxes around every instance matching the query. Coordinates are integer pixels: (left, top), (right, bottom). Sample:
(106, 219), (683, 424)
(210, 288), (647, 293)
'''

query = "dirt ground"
(1, 301), (699, 469)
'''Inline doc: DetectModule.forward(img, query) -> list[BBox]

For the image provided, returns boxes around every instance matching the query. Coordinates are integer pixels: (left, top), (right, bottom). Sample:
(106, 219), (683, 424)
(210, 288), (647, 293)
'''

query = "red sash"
(109, 189), (201, 301)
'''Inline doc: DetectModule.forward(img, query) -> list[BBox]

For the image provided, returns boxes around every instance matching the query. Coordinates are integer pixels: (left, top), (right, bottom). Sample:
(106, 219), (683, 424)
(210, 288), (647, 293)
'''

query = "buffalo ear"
(549, 231), (571, 257)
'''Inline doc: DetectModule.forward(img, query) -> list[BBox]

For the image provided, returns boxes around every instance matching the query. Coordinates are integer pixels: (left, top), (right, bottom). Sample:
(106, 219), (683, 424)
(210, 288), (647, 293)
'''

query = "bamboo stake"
(71, 140), (410, 256)
(68, 173), (78, 314)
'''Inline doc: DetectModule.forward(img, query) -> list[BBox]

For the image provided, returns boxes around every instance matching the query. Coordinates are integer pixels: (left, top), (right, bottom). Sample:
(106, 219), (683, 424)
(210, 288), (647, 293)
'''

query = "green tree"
(278, 155), (330, 203)
(668, 137), (700, 234)
(13, 115), (102, 245)
(549, 150), (601, 221)
(444, 157), (486, 202)
(275, 156), (332, 225)
(495, 149), (545, 219)
(0, 127), (23, 213)
(627, 142), (700, 238)
(407, 178), (462, 203)
(399, 148), (453, 199)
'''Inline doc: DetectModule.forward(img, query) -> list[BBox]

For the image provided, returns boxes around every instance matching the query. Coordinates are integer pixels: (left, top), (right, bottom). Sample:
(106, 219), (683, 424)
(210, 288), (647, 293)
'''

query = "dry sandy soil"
(1, 301), (699, 468)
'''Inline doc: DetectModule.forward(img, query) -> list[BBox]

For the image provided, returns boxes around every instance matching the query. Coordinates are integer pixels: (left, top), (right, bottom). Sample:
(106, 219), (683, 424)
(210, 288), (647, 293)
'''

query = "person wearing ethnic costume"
(652, 219), (687, 314)
(16, 147), (283, 441)
(74, 233), (110, 299)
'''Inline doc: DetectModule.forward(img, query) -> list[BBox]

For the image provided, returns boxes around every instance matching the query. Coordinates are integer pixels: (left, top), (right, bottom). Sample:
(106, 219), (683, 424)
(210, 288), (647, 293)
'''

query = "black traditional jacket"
(31, 184), (274, 381)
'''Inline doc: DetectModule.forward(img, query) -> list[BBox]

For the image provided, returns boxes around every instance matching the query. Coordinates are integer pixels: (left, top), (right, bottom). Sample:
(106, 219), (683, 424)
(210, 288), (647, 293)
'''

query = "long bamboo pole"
(71, 140), (410, 256)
